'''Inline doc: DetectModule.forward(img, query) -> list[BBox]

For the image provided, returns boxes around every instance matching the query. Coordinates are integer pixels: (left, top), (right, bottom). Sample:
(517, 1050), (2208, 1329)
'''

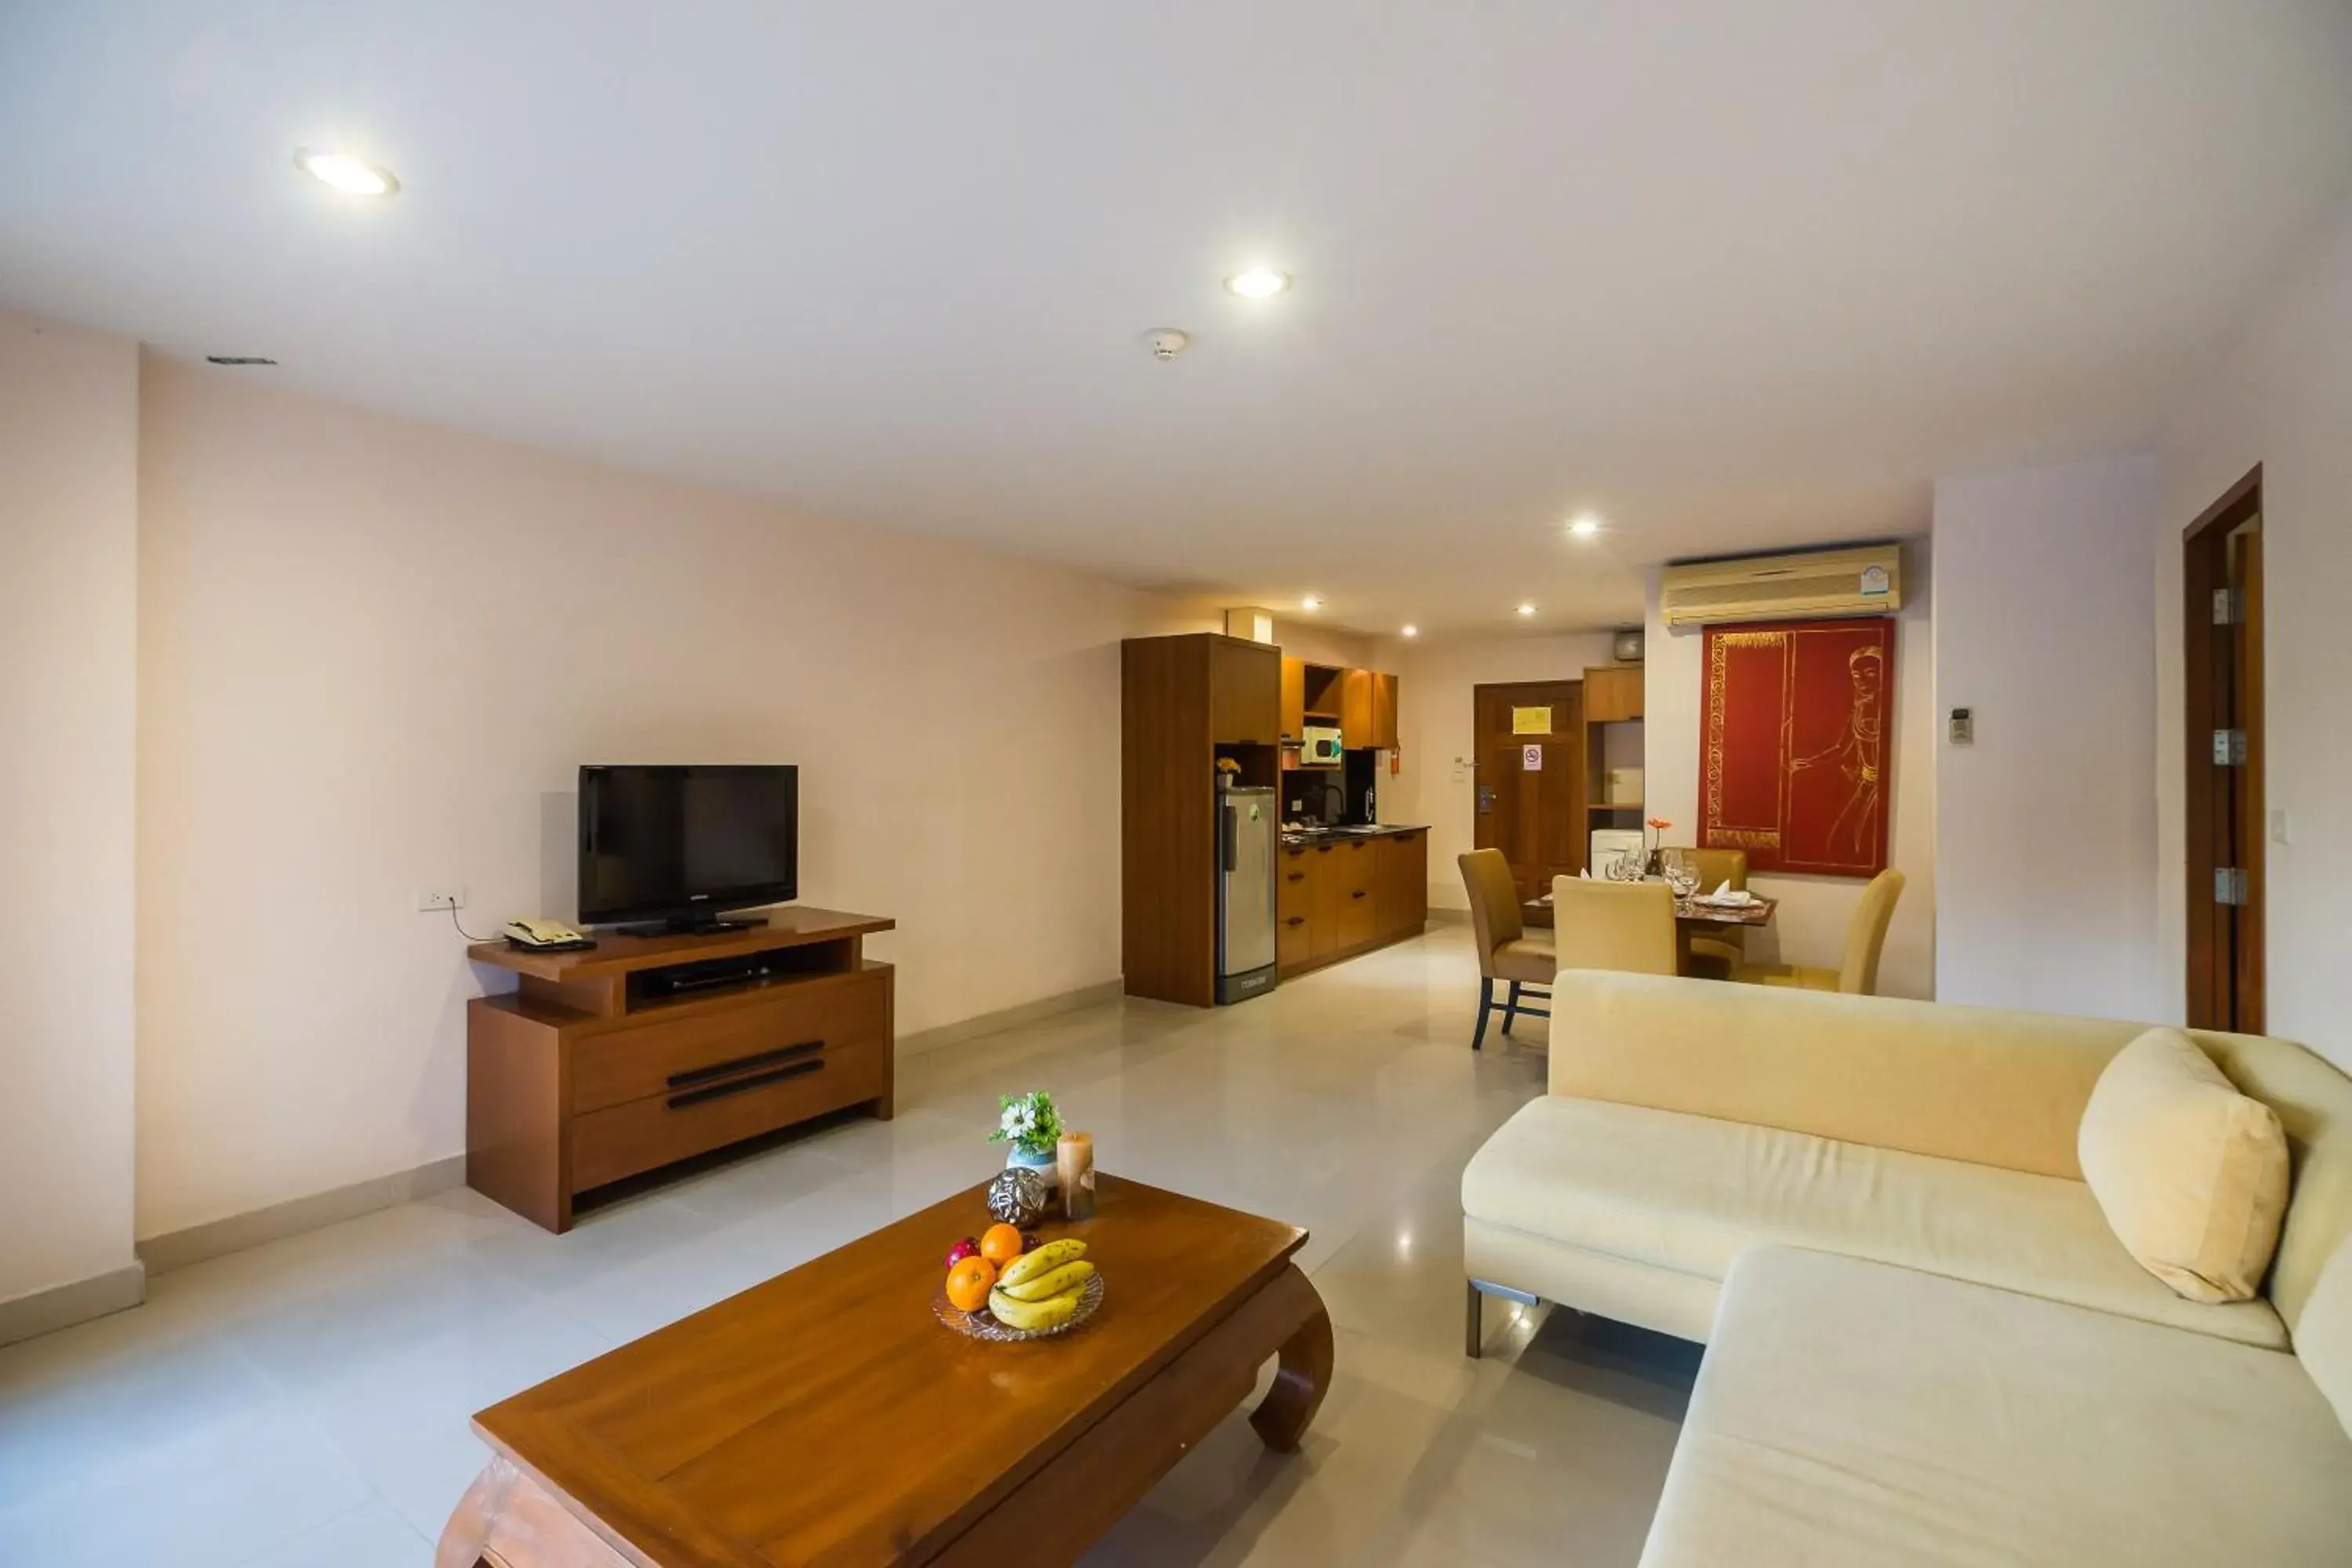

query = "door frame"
(2182, 463), (2263, 1033)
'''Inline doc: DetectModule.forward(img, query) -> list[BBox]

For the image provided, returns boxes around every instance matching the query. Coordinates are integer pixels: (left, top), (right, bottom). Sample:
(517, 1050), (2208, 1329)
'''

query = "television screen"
(578, 764), (797, 927)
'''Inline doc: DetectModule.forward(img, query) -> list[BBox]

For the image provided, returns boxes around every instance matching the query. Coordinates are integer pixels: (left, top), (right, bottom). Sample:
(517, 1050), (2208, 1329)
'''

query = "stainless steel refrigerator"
(1216, 786), (1278, 1004)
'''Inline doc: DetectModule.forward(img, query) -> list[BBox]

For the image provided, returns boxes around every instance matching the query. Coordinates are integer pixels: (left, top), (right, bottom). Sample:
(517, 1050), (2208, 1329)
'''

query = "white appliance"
(1658, 543), (1901, 626)
(1301, 725), (1344, 765)
(1590, 828), (1644, 877)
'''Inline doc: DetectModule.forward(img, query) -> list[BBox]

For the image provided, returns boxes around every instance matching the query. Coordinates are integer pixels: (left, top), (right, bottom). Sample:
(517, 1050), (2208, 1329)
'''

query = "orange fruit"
(979, 1223), (1025, 1268)
(946, 1255), (996, 1313)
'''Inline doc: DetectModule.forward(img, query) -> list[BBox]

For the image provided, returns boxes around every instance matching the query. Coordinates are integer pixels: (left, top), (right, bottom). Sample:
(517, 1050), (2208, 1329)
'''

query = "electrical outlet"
(418, 887), (466, 912)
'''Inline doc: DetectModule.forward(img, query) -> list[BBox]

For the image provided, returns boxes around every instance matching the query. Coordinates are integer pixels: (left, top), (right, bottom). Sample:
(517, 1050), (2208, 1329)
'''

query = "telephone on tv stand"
(505, 917), (597, 952)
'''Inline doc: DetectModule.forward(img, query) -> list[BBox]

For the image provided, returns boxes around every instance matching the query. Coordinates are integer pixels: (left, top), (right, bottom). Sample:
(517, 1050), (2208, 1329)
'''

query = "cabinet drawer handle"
(668, 1057), (823, 1110)
(666, 1039), (822, 1091)
(1286, 872), (1306, 882)
(1285, 916), (1306, 927)
(1352, 889), (1367, 900)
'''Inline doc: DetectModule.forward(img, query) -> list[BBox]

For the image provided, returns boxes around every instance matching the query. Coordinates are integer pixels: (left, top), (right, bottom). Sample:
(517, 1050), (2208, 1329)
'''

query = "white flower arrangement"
(989, 1091), (1064, 1160)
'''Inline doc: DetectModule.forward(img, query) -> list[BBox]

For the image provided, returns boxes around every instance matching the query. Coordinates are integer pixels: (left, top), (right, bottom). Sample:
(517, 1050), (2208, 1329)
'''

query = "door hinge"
(2212, 728), (2248, 766)
(2212, 588), (2242, 626)
(2215, 866), (2249, 906)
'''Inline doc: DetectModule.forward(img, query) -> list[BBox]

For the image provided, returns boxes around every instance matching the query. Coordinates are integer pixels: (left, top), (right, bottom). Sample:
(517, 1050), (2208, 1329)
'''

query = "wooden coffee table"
(437, 1174), (1332, 1567)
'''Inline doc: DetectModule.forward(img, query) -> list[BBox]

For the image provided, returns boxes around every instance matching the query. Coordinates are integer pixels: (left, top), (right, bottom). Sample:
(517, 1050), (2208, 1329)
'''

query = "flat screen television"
(578, 764), (798, 933)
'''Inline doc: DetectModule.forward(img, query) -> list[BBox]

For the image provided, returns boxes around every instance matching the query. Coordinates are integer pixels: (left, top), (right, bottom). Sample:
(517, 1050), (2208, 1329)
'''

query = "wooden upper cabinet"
(1584, 666), (1644, 722)
(1210, 638), (1280, 745)
(1370, 672), (1399, 750)
(1279, 657), (1305, 740)
(1341, 669), (1374, 742)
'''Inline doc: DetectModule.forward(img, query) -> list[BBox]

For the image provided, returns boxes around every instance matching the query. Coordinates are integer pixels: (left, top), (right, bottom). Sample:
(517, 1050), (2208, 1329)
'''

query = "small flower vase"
(1005, 1145), (1058, 1191)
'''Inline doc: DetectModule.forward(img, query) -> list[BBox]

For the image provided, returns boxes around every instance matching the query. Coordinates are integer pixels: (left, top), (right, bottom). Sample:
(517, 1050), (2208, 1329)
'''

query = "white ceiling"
(6, 2), (2351, 635)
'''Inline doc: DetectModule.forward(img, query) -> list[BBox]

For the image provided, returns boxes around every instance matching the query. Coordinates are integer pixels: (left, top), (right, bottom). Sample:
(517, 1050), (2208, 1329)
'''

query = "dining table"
(1523, 885), (1780, 978)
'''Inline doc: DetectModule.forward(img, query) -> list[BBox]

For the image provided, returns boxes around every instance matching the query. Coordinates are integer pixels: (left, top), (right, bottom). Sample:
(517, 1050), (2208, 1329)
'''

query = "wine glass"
(1663, 848), (1700, 899)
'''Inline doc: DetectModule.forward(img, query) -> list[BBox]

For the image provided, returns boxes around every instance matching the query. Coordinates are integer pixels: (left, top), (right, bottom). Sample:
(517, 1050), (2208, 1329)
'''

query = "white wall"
(0, 312), (140, 1310)
(2158, 195), (2352, 1069)
(1644, 543), (1937, 999)
(1388, 631), (1621, 909)
(135, 358), (1183, 1239)
(1933, 456), (2161, 1018)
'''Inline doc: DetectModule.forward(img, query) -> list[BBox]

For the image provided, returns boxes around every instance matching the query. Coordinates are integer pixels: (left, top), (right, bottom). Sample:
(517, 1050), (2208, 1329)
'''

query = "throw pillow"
(2078, 1026), (2289, 1302)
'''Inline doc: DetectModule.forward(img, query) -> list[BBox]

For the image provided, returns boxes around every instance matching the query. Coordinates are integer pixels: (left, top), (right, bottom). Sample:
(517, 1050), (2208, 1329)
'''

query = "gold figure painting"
(1699, 618), (1893, 877)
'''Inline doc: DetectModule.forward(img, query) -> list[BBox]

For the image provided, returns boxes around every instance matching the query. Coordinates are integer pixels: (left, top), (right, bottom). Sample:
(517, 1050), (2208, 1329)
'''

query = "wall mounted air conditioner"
(1658, 544), (1901, 627)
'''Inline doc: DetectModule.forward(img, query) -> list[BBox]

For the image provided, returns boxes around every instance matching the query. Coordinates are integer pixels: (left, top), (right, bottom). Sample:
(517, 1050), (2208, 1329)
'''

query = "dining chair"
(1679, 846), (1749, 980)
(1458, 849), (1555, 1049)
(1549, 876), (1679, 982)
(1733, 868), (1905, 995)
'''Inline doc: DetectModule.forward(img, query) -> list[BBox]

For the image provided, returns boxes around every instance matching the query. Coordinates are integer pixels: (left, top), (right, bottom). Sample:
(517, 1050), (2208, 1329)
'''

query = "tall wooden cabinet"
(1122, 634), (1279, 1006)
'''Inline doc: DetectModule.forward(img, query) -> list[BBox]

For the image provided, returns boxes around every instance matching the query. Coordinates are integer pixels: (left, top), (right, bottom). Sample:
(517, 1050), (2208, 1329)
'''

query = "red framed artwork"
(1698, 617), (1893, 877)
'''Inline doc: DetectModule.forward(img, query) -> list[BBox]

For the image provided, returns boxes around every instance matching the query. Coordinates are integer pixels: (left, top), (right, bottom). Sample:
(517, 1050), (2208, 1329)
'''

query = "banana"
(995, 1239), (1087, 1290)
(988, 1283), (1087, 1331)
(995, 1260), (1095, 1303)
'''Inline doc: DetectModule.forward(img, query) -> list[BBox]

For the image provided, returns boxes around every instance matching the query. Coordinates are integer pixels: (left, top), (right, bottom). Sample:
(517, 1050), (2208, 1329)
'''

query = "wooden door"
(2183, 468), (2265, 1033)
(1210, 638), (1280, 745)
(1473, 681), (1588, 903)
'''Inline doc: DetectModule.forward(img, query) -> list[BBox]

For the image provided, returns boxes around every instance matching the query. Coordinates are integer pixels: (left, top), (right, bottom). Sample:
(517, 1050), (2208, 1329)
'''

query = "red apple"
(945, 1237), (980, 1269)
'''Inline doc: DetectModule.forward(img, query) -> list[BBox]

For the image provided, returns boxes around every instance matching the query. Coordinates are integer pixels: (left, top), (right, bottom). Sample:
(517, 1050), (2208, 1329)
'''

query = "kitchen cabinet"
(1584, 665), (1644, 723)
(1374, 829), (1428, 935)
(1370, 672), (1399, 750)
(1341, 669), (1374, 744)
(1275, 828), (1431, 979)
(1123, 633), (1283, 1007)
(1210, 639), (1280, 744)
(1279, 657), (1305, 740)
(1334, 838), (1378, 948)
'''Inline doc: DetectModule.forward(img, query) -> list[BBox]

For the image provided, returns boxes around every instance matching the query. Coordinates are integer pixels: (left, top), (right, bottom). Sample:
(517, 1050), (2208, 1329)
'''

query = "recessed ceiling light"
(1225, 267), (1292, 299)
(295, 148), (399, 197)
(1516, 603), (1537, 617)
(1300, 593), (1322, 612)
(1568, 513), (1602, 539)
(1401, 625), (1418, 638)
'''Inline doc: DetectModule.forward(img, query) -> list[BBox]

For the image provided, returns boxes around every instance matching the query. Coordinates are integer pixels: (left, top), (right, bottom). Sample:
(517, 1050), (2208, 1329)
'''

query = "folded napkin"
(1709, 880), (1731, 897)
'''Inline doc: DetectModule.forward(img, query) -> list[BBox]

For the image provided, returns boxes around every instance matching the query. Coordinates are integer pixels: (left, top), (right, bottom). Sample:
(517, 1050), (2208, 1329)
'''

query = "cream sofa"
(1460, 972), (2352, 1566)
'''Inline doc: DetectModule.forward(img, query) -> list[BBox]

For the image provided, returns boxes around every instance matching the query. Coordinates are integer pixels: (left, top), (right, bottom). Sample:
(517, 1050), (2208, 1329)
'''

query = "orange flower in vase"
(1644, 818), (1671, 876)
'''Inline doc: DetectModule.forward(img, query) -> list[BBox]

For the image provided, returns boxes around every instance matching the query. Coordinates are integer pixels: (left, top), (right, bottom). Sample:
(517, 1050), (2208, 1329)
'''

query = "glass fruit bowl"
(933, 1272), (1105, 1342)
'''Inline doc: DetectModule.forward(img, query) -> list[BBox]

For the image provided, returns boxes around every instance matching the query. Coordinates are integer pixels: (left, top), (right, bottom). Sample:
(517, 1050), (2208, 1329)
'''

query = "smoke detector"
(1143, 328), (1192, 361)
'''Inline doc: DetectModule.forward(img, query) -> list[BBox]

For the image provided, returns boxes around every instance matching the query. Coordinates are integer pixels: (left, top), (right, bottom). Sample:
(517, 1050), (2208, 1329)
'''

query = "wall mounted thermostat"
(1948, 707), (1973, 746)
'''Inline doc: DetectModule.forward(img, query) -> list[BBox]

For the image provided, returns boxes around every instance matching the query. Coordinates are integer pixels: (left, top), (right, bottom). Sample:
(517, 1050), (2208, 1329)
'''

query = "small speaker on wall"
(1613, 627), (1645, 662)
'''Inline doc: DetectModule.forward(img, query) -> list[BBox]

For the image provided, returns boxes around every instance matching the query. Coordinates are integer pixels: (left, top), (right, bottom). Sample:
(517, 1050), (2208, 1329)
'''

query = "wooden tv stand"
(465, 907), (895, 1233)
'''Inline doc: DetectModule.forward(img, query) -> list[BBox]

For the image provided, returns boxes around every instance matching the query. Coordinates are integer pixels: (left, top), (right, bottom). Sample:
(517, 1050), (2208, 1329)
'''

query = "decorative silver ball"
(986, 1167), (1049, 1227)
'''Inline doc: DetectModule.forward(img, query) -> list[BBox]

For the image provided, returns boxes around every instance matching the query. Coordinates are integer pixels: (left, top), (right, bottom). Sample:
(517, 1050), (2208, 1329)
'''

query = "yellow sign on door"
(1511, 706), (1552, 735)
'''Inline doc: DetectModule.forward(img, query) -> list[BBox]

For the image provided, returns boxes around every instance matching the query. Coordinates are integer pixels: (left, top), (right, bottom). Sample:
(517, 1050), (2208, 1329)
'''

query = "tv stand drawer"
(570, 1033), (890, 1192)
(571, 968), (890, 1114)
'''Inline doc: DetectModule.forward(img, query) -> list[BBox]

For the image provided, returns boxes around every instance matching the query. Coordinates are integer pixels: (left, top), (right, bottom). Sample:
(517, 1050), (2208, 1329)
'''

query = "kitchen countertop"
(1279, 823), (1428, 846)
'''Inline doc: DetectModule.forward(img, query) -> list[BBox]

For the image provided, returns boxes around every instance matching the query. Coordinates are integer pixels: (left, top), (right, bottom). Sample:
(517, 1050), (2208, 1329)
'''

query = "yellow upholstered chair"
(1548, 876), (1679, 981)
(1460, 849), (1555, 1049)
(1733, 868), (1905, 995)
(1678, 847), (1750, 980)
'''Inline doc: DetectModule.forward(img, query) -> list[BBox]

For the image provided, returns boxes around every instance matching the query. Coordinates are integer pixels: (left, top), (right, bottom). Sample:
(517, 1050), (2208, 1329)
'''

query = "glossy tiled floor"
(0, 924), (1697, 1566)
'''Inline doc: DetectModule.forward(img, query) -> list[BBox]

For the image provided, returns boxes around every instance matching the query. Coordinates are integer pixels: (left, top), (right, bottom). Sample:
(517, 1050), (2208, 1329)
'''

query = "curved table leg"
(1248, 1265), (1334, 1452)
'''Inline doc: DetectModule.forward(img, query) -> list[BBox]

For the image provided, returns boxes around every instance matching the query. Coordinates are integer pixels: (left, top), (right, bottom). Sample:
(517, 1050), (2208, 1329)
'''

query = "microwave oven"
(1301, 725), (1344, 765)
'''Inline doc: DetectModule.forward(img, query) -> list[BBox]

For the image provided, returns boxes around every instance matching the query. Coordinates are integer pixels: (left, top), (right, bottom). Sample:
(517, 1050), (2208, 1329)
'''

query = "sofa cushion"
(1461, 1094), (2285, 1347)
(2080, 1026), (2289, 1302)
(1639, 1247), (2351, 1568)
